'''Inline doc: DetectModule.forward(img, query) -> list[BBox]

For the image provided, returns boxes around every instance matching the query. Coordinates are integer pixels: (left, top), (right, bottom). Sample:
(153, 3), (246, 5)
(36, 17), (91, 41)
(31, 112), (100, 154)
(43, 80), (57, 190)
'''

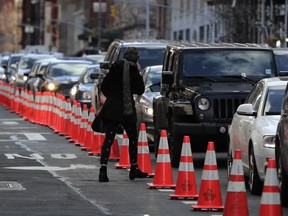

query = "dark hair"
(123, 47), (139, 62)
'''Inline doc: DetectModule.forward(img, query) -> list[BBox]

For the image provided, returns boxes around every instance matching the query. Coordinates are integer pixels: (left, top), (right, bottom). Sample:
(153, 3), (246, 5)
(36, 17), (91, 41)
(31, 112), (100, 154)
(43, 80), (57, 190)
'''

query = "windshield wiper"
(221, 75), (256, 84)
(185, 76), (217, 82)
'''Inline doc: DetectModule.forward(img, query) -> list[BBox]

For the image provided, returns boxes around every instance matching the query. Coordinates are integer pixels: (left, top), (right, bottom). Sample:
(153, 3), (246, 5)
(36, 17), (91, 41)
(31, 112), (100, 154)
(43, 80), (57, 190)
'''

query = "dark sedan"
(37, 60), (92, 98)
(69, 64), (100, 108)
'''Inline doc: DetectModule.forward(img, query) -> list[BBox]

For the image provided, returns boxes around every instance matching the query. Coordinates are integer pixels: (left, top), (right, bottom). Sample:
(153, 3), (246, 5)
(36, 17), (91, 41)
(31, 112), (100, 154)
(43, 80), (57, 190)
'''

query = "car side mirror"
(100, 61), (110, 70)
(90, 72), (99, 80)
(236, 103), (257, 117)
(162, 70), (173, 85)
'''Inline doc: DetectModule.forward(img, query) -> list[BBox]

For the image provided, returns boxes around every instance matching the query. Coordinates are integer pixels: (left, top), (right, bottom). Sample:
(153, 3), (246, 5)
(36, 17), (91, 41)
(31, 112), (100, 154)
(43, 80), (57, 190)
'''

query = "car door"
(281, 85), (288, 170)
(239, 82), (264, 168)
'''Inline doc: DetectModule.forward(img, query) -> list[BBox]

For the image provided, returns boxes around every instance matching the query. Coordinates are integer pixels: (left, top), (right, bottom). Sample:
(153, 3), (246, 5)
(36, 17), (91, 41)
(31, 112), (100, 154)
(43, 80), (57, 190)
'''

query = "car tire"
(249, 145), (263, 195)
(227, 138), (233, 181)
(278, 153), (288, 207)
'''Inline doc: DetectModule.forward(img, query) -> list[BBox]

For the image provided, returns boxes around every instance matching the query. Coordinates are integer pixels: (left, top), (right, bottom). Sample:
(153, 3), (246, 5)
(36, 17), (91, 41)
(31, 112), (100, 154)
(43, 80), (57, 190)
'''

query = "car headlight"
(1, 74), (6, 79)
(82, 91), (91, 100)
(11, 75), (16, 81)
(23, 75), (28, 81)
(263, 135), (275, 148)
(70, 86), (77, 96)
(46, 82), (57, 91)
(142, 104), (153, 117)
(197, 97), (210, 110)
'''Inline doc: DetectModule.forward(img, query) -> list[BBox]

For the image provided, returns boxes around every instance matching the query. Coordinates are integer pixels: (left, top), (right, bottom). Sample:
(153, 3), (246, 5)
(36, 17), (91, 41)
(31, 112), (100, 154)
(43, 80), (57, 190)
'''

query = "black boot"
(99, 166), (109, 182)
(129, 164), (148, 180)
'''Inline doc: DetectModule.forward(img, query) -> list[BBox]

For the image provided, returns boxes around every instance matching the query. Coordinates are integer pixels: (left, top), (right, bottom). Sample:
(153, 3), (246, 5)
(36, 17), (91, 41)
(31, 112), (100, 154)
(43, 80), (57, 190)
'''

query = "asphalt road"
(0, 104), (288, 216)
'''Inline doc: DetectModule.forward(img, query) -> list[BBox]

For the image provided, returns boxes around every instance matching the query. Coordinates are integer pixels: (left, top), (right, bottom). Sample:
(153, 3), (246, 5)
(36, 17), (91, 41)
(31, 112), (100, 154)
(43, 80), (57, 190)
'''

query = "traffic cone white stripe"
(179, 162), (195, 172)
(230, 161), (244, 175)
(227, 181), (246, 192)
(138, 146), (150, 154)
(156, 154), (171, 162)
(202, 170), (219, 180)
(264, 169), (278, 185)
(261, 194), (281, 204)
(204, 152), (217, 165)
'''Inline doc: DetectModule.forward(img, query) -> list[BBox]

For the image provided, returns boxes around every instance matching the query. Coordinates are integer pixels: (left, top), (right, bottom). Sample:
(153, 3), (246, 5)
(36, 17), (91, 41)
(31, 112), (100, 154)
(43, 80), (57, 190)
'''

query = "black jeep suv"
(153, 42), (279, 167)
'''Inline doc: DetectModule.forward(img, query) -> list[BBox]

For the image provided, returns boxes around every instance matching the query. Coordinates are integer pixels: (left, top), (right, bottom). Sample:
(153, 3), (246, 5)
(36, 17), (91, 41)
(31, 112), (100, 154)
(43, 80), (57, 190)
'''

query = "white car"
(227, 77), (288, 195)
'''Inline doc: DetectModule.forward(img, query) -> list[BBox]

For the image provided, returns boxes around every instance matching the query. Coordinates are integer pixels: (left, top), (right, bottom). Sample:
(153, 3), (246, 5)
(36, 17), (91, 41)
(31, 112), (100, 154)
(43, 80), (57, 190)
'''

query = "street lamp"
(93, 1), (107, 50)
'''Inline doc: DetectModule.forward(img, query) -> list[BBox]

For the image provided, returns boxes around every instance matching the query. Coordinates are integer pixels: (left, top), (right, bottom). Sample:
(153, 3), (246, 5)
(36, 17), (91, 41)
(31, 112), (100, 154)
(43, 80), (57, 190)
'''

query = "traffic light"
(110, 4), (117, 18)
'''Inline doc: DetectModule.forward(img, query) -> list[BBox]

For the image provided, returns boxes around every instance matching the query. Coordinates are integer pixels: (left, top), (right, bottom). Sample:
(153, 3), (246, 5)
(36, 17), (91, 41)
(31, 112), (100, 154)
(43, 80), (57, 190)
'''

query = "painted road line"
(3, 164), (98, 171)
(23, 133), (46, 140)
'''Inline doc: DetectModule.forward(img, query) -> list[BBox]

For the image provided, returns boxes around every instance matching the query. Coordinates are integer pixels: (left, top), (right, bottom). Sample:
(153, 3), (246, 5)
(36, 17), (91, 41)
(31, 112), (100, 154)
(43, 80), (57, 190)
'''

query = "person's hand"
(136, 62), (141, 70)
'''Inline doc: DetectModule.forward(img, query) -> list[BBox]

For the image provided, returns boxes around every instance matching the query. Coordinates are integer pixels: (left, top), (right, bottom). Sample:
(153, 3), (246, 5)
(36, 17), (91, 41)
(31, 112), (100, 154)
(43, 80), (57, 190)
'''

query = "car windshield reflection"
(48, 63), (89, 77)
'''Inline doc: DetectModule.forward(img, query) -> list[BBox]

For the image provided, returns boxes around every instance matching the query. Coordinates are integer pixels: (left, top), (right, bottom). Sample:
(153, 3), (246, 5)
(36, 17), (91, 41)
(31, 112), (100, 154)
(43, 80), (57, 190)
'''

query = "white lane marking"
(24, 133), (46, 140)
(3, 164), (97, 171)
(182, 200), (198, 205)
(1, 121), (18, 125)
(158, 189), (175, 192)
(0, 131), (51, 134)
(0, 119), (24, 121)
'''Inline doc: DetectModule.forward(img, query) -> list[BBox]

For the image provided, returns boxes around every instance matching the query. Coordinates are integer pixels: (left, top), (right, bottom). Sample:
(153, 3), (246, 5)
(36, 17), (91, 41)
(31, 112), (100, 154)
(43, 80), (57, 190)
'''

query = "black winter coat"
(100, 59), (145, 123)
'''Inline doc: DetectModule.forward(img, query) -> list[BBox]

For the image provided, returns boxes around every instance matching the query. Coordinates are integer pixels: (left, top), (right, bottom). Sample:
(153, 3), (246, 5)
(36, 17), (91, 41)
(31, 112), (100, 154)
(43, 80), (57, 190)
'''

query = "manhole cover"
(0, 181), (25, 191)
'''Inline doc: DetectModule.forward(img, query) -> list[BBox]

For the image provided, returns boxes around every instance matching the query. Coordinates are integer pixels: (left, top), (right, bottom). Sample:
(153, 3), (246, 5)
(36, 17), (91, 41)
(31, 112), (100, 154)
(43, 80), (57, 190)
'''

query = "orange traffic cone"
(147, 130), (175, 189)
(88, 132), (104, 156)
(76, 104), (88, 147)
(115, 131), (130, 169)
(137, 123), (154, 177)
(170, 135), (198, 200)
(259, 158), (282, 216)
(81, 107), (94, 151)
(192, 141), (224, 211)
(223, 149), (249, 216)
(109, 137), (120, 161)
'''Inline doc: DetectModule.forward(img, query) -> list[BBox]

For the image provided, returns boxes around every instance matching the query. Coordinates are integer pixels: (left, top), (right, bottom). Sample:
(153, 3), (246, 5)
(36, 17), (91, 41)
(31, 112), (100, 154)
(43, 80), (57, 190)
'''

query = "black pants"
(100, 120), (138, 165)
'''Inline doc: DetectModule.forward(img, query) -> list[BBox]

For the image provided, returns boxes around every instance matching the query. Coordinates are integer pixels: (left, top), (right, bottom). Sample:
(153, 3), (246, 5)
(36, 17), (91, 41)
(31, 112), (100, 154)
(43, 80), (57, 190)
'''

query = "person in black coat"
(99, 47), (148, 182)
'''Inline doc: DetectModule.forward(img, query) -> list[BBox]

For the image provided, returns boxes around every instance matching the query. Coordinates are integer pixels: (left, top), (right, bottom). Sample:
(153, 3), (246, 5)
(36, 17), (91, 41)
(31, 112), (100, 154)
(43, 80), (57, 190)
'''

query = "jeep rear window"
(182, 50), (275, 78)
(119, 47), (165, 68)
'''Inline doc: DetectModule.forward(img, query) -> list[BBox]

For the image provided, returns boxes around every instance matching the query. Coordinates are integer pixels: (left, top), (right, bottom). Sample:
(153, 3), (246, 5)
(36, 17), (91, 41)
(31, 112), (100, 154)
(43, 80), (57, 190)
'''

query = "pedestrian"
(98, 47), (148, 182)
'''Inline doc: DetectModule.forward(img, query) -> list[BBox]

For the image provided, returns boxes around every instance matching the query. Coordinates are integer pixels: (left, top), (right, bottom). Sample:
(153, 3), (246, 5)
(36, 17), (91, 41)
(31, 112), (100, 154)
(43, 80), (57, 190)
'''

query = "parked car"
(13, 53), (59, 92)
(69, 64), (100, 108)
(135, 65), (162, 147)
(6, 53), (24, 84)
(273, 48), (288, 76)
(36, 59), (92, 98)
(228, 77), (288, 195)
(91, 39), (170, 113)
(275, 77), (288, 207)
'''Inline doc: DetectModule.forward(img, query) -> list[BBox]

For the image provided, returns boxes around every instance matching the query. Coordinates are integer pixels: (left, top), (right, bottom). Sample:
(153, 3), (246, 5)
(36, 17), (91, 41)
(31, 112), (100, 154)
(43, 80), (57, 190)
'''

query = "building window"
(186, 28), (190, 42)
(174, 31), (178, 40)
(200, 26), (204, 42)
(179, 30), (183, 40)
(207, 25), (210, 42)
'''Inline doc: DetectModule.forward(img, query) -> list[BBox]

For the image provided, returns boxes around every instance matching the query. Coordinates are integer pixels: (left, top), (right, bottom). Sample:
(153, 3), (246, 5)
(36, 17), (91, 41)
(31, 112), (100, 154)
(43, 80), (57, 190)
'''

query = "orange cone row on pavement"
(223, 149), (249, 216)
(81, 107), (95, 151)
(192, 141), (224, 211)
(115, 130), (130, 169)
(170, 135), (198, 200)
(137, 123), (154, 177)
(76, 104), (88, 147)
(259, 158), (282, 216)
(147, 129), (175, 189)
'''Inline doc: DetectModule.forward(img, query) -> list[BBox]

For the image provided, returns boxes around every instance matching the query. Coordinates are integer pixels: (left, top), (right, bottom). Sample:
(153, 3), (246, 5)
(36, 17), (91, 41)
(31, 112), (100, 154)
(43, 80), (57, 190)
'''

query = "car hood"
(185, 82), (254, 94)
(51, 76), (80, 84)
(79, 83), (93, 91)
(256, 115), (281, 134)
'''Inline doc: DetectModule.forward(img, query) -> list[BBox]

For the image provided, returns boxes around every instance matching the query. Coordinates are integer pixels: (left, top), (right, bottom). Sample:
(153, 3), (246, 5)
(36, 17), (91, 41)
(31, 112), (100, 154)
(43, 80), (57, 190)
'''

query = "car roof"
(166, 42), (272, 50)
(112, 39), (171, 47)
(48, 59), (93, 64)
(261, 76), (288, 86)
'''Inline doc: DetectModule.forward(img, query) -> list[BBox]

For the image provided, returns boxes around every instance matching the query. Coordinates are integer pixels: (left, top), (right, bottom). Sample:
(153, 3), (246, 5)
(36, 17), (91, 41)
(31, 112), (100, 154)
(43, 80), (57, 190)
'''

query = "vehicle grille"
(213, 98), (246, 120)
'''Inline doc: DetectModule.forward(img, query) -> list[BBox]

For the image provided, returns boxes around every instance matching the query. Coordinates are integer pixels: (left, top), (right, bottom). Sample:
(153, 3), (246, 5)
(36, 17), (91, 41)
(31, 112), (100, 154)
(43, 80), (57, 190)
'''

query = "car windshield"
(145, 72), (161, 92)
(263, 86), (286, 115)
(274, 54), (288, 74)
(48, 63), (89, 77)
(83, 67), (99, 83)
(119, 47), (165, 68)
(182, 50), (275, 78)
(19, 56), (56, 69)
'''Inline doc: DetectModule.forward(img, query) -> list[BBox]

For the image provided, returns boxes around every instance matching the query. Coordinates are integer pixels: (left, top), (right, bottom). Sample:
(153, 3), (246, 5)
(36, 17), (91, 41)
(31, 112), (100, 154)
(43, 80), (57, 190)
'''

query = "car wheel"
(227, 139), (233, 181)
(248, 145), (263, 195)
(168, 117), (182, 168)
(278, 153), (288, 207)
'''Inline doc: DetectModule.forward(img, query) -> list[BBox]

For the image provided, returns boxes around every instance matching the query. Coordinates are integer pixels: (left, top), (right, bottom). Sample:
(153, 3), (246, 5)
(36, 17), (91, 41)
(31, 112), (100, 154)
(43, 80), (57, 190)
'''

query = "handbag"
(91, 108), (105, 133)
